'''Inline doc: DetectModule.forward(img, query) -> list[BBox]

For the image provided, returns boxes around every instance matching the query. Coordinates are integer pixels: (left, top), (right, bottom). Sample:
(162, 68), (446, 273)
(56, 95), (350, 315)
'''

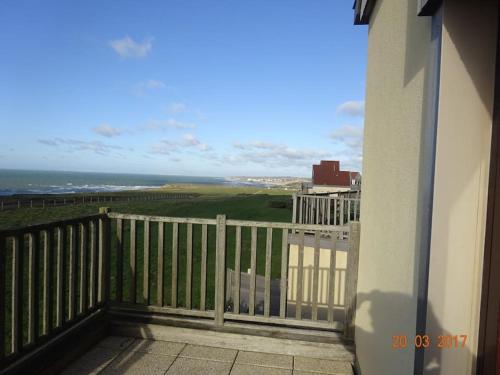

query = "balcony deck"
(62, 325), (355, 375)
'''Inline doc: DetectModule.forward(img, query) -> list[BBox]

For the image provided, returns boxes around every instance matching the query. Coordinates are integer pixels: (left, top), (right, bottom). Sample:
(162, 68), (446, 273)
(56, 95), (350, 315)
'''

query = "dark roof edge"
(354, 0), (377, 25)
(354, 0), (442, 25)
(417, 0), (443, 17)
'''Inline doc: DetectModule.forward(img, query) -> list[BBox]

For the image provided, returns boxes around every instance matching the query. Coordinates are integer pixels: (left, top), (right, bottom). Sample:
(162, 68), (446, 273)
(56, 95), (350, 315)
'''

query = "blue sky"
(0, 0), (367, 177)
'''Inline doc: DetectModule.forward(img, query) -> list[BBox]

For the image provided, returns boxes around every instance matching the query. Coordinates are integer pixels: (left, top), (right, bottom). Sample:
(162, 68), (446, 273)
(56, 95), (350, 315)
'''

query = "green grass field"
(0, 185), (294, 230)
(0, 187), (295, 352)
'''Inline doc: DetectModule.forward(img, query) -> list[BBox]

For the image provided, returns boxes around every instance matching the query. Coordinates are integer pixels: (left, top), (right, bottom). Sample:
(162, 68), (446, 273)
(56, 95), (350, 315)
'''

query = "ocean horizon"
(0, 169), (250, 196)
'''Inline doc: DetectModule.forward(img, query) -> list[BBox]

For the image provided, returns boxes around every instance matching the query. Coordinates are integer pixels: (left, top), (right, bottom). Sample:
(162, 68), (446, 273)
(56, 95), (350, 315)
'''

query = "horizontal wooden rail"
(108, 212), (217, 225)
(225, 219), (348, 232)
(0, 214), (106, 236)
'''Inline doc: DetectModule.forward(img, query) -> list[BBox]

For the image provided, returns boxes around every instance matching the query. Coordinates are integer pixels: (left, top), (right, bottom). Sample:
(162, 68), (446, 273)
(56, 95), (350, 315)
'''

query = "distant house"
(308, 160), (361, 194)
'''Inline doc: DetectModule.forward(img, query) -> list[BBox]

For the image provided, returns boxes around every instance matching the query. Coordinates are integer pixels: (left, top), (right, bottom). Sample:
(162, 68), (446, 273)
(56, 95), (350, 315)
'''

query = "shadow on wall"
(354, 290), (473, 374)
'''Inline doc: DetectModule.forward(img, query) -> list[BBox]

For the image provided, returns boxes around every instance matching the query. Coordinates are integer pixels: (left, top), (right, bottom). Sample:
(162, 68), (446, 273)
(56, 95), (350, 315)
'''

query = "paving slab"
(96, 336), (135, 351)
(231, 363), (292, 375)
(128, 338), (185, 356)
(102, 351), (176, 374)
(167, 357), (233, 375)
(180, 344), (238, 363)
(235, 351), (293, 369)
(61, 347), (121, 375)
(294, 357), (353, 374)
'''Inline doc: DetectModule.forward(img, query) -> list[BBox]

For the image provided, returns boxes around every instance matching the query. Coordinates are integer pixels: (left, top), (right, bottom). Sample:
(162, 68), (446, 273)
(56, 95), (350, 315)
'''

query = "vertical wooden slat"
(186, 223), (193, 310)
(200, 224), (208, 311)
(299, 197), (303, 224)
(292, 194), (297, 224)
(340, 198), (345, 225)
(28, 232), (39, 343)
(295, 230), (304, 320)
(327, 198), (331, 225)
(129, 219), (136, 304)
(307, 197), (310, 224)
(79, 223), (87, 314)
(319, 198), (323, 224)
(98, 212), (110, 305)
(312, 231), (321, 321)
(116, 219), (124, 303)
(157, 222), (164, 307)
(143, 220), (150, 305)
(56, 227), (66, 327)
(233, 226), (241, 314)
(249, 227), (257, 316)
(214, 215), (226, 327)
(264, 228), (273, 317)
(334, 199), (338, 225)
(315, 198), (320, 224)
(344, 222), (361, 339)
(43, 230), (53, 335)
(89, 221), (97, 309)
(328, 235), (337, 323)
(68, 225), (77, 320)
(320, 198), (323, 224)
(171, 223), (178, 308)
(11, 235), (23, 354)
(280, 229), (288, 319)
(0, 235), (5, 360)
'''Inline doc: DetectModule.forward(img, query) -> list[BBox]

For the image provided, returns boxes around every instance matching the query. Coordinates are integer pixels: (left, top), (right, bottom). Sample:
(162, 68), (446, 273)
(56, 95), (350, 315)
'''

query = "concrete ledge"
(109, 322), (355, 362)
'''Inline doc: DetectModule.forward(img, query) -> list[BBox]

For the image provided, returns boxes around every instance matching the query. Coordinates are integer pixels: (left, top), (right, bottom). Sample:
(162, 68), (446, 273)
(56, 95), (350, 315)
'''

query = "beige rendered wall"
(424, 2), (498, 374)
(354, 0), (433, 373)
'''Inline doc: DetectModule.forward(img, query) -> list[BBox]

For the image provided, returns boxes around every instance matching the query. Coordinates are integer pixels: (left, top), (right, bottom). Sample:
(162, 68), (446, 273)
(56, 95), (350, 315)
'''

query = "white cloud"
(337, 100), (365, 117)
(150, 134), (211, 155)
(141, 119), (196, 130)
(330, 124), (363, 145)
(134, 80), (166, 96)
(109, 36), (152, 59)
(38, 139), (58, 146)
(182, 133), (200, 146)
(93, 124), (122, 138)
(167, 102), (187, 114)
(330, 124), (364, 171)
(227, 141), (332, 168)
(143, 80), (165, 89)
(182, 133), (211, 151)
(151, 140), (179, 155)
(37, 138), (124, 155)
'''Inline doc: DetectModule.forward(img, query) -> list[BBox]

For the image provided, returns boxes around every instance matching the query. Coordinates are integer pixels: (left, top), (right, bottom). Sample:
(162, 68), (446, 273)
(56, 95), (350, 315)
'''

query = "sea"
(0, 169), (241, 196)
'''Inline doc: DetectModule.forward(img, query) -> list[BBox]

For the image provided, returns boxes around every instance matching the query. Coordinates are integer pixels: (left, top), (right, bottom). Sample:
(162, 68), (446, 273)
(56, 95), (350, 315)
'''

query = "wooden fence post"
(292, 193), (297, 225)
(344, 221), (360, 340)
(98, 207), (111, 305)
(214, 214), (227, 327)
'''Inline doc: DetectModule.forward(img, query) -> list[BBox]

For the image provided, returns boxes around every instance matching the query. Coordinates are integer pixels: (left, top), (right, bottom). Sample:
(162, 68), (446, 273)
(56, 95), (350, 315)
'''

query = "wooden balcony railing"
(292, 194), (361, 226)
(0, 209), (360, 373)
